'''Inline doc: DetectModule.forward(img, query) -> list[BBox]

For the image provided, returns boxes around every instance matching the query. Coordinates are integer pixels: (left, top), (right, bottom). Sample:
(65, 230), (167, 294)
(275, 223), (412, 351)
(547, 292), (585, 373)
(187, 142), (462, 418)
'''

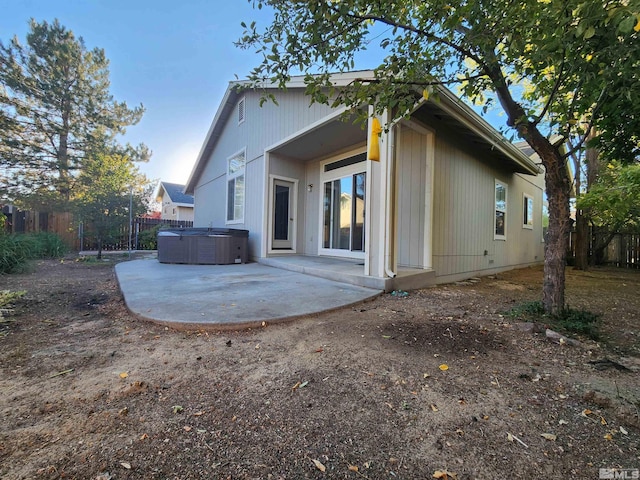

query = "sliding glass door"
(322, 166), (366, 255)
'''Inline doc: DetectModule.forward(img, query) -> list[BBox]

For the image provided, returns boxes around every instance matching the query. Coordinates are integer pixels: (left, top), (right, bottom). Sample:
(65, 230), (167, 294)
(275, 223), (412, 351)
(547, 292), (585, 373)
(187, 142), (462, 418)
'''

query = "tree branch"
(532, 51), (566, 127)
(330, 5), (486, 68)
(562, 86), (607, 159)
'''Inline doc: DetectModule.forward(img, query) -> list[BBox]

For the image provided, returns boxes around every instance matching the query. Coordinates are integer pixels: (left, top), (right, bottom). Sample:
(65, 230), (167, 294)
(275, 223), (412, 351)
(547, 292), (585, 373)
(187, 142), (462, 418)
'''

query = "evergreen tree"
(0, 19), (149, 208)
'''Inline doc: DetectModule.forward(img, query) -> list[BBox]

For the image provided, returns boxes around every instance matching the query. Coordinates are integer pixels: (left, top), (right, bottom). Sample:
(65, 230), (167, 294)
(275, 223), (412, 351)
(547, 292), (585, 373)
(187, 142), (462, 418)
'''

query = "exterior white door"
(272, 179), (294, 249)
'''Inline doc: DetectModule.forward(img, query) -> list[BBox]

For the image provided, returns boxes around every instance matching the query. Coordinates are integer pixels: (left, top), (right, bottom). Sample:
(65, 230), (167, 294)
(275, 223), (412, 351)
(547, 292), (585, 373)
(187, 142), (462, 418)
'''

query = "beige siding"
(193, 90), (337, 259)
(303, 162), (321, 255)
(429, 129), (544, 282)
(397, 125), (427, 267)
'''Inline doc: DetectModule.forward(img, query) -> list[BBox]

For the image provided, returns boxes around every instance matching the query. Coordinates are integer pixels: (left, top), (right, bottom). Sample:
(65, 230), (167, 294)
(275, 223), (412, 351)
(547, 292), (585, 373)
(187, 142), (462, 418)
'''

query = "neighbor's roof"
(155, 182), (194, 206)
(185, 71), (541, 193)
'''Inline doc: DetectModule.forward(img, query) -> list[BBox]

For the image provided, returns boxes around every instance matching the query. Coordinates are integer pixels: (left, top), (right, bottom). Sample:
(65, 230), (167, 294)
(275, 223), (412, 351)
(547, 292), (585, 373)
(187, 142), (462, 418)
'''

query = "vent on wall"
(238, 97), (245, 125)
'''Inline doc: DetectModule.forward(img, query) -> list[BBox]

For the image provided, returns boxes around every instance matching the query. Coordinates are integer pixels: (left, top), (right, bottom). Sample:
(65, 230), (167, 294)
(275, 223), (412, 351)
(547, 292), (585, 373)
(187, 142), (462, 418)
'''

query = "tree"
(0, 19), (149, 208)
(238, 0), (640, 314)
(577, 161), (640, 263)
(73, 152), (150, 259)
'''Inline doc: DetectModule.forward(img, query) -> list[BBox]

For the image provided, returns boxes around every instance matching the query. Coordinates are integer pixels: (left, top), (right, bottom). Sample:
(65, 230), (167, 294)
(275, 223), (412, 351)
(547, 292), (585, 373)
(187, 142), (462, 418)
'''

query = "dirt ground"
(0, 256), (638, 480)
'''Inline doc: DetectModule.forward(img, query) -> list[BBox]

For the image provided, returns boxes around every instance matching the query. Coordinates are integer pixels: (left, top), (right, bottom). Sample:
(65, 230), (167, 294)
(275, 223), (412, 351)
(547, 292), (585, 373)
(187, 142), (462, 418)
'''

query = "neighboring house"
(154, 182), (194, 222)
(185, 71), (545, 291)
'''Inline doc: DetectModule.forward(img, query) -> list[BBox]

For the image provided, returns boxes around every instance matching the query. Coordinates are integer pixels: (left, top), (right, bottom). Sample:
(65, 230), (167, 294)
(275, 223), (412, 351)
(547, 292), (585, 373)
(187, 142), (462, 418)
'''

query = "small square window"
(523, 194), (533, 229)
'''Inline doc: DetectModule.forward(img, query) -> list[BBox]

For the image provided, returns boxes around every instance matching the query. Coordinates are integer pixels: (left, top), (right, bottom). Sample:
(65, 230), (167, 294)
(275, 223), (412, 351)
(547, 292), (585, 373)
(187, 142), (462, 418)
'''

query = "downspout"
(384, 117), (401, 279)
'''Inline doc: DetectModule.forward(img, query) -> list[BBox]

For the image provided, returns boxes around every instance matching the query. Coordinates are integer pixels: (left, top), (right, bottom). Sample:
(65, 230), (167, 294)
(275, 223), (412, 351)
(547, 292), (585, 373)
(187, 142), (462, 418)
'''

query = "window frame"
(494, 180), (507, 241)
(226, 148), (246, 224)
(522, 193), (534, 230)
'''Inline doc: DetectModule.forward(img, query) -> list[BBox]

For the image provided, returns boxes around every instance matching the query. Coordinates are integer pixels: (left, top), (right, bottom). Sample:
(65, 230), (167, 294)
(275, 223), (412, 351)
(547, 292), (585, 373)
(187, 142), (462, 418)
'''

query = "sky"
(1, 1), (510, 188)
(0, 0), (281, 185)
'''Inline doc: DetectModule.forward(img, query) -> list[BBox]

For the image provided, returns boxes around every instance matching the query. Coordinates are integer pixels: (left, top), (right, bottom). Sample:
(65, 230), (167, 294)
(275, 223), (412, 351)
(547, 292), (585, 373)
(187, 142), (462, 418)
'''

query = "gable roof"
(185, 71), (541, 193)
(155, 182), (194, 206)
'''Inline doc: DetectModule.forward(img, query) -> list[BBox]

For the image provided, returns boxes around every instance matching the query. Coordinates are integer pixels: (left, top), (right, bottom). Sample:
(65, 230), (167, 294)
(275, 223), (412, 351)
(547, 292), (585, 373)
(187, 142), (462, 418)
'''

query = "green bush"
(507, 301), (601, 340)
(137, 224), (162, 250)
(30, 232), (67, 258)
(0, 232), (67, 274)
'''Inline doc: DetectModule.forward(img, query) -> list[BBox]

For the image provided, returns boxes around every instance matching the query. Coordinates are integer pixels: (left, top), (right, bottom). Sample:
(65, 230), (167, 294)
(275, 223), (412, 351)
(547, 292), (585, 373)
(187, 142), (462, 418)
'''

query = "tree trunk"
(485, 63), (572, 314)
(575, 209), (589, 270)
(572, 150), (589, 270)
(516, 127), (571, 315)
(541, 152), (572, 314)
(97, 237), (103, 260)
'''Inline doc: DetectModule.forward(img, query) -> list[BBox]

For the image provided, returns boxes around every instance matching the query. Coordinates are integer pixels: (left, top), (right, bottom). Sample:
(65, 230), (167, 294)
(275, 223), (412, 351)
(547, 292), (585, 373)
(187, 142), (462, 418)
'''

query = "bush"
(507, 301), (601, 340)
(137, 224), (162, 250)
(0, 232), (67, 274)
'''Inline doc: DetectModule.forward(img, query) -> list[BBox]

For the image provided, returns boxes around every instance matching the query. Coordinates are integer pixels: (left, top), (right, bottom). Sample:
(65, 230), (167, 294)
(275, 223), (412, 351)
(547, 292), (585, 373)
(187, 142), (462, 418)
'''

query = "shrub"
(137, 224), (162, 250)
(0, 233), (67, 274)
(507, 301), (601, 340)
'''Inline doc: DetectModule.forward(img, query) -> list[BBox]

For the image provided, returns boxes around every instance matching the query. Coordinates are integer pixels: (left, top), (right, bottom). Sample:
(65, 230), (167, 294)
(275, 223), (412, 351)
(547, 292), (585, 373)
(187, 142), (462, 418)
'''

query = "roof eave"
(185, 84), (241, 194)
(433, 87), (542, 176)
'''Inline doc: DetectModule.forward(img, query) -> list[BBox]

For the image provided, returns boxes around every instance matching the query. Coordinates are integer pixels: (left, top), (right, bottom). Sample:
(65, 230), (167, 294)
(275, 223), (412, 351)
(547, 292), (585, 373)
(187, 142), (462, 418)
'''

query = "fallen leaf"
(620, 426), (628, 435)
(312, 459), (326, 472)
(439, 364), (449, 371)
(120, 462), (131, 470)
(541, 433), (557, 441)
(433, 470), (456, 479)
(172, 405), (183, 414)
(192, 411), (205, 417)
(581, 409), (592, 417)
(119, 372), (128, 379)
(348, 465), (359, 472)
(299, 381), (309, 388)
(292, 382), (301, 391)
(430, 404), (439, 412)
(604, 433), (613, 441)
(382, 335), (391, 339)
(558, 420), (569, 425)
(507, 432), (514, 442)
(600, 416), (607, 425)
(139, 433), (148, 440)
(315, 348), (324, 353)
(183, 426), (192, 432)
(423, 373), (431, 378)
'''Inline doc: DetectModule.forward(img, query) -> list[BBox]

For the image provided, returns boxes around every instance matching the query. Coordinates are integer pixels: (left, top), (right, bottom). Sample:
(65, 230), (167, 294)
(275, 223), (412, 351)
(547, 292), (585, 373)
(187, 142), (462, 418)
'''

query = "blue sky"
(1, 2), (510, 187)
(0, 1), (280, 184)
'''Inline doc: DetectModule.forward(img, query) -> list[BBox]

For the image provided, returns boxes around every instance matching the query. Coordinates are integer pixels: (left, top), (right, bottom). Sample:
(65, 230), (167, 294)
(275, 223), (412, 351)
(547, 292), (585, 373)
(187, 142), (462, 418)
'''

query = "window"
(494, 181), (507, 240)
(226, 149), (245, 223)
(523, 194), (533, 229)
(238, 97), (245, 125)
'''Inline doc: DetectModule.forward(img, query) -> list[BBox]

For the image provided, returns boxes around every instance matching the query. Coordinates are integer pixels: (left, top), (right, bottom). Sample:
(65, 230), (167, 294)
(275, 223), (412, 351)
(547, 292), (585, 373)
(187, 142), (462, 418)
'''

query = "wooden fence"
(569, 228), (640, 269)
(2, 207), (192, 251)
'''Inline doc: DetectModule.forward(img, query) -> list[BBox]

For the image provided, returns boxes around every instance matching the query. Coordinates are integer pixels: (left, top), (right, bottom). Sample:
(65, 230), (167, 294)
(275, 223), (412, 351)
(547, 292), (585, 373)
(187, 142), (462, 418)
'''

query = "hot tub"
(157, 228), (248, 265)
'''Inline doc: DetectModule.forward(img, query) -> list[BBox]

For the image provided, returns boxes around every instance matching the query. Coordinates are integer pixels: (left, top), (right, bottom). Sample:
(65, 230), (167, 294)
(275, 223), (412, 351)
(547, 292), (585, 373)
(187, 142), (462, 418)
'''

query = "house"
(185, 71), (545, 291)
(154, 182), (194, 222)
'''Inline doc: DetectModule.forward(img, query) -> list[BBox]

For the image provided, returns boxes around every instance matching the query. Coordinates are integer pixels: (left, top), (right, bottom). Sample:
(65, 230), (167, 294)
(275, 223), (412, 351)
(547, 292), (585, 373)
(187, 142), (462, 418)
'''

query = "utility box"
(157, 228), (248, 265)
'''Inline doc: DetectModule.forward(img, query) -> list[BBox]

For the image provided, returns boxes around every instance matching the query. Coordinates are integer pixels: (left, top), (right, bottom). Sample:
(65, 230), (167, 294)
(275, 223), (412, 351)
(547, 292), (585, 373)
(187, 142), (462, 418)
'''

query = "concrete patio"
(115, 256), (382, 329)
